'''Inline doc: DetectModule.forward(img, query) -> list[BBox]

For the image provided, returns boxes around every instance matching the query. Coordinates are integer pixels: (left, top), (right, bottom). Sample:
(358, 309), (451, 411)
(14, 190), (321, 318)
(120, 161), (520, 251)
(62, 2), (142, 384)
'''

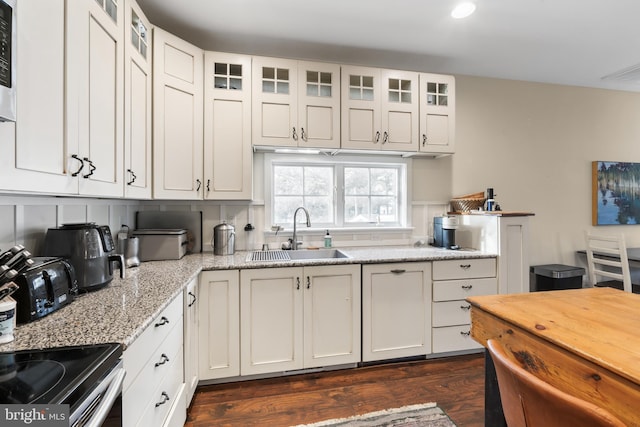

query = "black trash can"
(530, 264), (585, 292)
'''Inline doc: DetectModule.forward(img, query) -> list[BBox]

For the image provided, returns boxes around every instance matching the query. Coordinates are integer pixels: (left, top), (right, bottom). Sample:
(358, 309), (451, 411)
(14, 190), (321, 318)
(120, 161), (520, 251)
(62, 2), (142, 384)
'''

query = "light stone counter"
(3, 246), (495, 352)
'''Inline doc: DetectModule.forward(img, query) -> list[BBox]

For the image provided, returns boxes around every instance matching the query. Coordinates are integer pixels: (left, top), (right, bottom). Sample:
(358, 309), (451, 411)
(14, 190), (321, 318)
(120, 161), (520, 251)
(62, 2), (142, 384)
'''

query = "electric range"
(0, 343), (124, 426)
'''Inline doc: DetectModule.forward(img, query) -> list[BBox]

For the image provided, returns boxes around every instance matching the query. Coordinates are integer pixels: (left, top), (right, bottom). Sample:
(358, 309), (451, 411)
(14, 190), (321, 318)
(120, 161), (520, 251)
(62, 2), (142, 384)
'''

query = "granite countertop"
(3, 246), (495, 352)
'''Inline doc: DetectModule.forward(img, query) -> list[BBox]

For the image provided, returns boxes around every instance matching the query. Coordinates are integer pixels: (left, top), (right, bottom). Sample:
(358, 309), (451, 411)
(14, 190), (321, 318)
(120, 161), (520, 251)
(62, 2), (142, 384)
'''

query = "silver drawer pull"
(155, 353), (170, 367)
(390, 269), (406, 274)
(155, 392), (170, 408)
(460, 331), (471, 337)
(155, 316), (169, 327)
(461, 285), (473, 290)
(459, 264), (471, 270)
(460, 305), (471, 310)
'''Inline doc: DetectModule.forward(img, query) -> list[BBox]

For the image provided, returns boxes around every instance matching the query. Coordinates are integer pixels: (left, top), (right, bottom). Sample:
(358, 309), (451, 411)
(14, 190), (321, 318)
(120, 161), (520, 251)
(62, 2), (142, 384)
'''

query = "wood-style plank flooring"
(186, 354), (484, 427)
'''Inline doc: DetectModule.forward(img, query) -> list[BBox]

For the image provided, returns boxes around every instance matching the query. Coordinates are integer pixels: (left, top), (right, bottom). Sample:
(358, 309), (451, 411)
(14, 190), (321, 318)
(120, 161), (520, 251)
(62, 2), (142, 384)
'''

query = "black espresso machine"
(433, 216), (459, 250)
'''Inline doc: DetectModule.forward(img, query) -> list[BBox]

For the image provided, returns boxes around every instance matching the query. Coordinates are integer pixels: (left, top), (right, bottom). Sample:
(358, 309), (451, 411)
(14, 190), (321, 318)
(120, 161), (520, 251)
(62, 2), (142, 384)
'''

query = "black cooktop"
(0, 343), (121, 408)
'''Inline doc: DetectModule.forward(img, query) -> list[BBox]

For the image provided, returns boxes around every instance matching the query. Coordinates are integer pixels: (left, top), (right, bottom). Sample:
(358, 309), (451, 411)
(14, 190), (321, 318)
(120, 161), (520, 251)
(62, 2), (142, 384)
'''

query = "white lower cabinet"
(431, 258), (497, 353)
(183, 278), (199, 404)
(240, 265), (361, 375)
(362, 262), (432, 362)
(123, 294), (186, 427)
(198, 270), (240, 380)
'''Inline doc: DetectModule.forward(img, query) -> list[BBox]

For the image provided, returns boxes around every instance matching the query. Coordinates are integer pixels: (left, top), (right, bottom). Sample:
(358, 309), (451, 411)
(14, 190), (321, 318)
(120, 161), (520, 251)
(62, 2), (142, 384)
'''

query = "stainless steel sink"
(247, 249), (349, 262)
(288, 249), (350, 260)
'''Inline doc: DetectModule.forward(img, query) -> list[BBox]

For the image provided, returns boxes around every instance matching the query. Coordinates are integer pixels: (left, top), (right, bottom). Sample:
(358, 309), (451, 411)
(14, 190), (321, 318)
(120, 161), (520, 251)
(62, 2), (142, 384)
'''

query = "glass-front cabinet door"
(341, 65), (382, 150)
(204, 52), (253, 200)
(298, 61), (341, 149)
(380, 69), (419, 151)
(419, 73), (455, 154)
(252, 56), (298, 147)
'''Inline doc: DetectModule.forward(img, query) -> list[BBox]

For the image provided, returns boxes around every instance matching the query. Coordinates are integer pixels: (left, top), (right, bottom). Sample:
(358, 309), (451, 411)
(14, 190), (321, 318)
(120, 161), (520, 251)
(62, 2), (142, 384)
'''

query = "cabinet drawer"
(432, 300), (472, 327)
(124, 319), (183, 425)
(432, 325), (483, 353)
(136, 351), (185, 427)
(433, 277), (497, 301)
(123, 293), (183, 391)
(432, 258), (496, 280)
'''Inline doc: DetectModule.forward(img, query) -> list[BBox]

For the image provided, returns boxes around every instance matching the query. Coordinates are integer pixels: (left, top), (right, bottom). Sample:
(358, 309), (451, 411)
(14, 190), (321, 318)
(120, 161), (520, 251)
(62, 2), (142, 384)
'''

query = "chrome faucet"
(292, 207), (311, 250)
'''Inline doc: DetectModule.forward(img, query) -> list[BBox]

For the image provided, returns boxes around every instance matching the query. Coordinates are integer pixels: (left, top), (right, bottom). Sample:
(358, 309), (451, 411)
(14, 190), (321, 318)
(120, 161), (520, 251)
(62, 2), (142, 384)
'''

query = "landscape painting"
(593, 161), (640, 225)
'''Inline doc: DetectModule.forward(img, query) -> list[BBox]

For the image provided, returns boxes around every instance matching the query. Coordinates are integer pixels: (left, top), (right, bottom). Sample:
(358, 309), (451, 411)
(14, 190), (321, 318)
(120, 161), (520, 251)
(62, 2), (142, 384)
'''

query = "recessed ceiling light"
(451, 2), (476, 19)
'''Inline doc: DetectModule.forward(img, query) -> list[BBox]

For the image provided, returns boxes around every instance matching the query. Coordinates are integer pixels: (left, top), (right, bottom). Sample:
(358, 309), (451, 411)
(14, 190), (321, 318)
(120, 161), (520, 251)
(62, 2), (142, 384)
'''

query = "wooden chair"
(487, 339), (626, 427)
(585, 232), (638, 293)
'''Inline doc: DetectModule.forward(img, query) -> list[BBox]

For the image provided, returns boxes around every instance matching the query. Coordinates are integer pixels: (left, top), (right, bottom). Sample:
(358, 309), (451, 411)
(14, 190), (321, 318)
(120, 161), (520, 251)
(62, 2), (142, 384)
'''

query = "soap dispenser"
(324, 230), (332, 248)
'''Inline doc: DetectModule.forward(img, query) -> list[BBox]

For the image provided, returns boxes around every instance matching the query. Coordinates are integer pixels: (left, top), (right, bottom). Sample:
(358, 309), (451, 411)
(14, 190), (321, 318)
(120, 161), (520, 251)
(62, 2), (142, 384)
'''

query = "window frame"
(264, 153), (412, 230)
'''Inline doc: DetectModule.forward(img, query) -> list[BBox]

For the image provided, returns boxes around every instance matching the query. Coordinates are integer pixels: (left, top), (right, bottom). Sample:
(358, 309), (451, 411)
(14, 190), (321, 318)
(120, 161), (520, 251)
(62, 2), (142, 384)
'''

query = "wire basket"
(450, 198), (486, 212)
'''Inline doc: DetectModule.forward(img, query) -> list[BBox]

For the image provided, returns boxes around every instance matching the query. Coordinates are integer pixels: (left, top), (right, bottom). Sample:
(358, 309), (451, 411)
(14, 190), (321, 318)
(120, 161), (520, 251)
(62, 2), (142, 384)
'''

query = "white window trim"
(264, 153), (413, 232)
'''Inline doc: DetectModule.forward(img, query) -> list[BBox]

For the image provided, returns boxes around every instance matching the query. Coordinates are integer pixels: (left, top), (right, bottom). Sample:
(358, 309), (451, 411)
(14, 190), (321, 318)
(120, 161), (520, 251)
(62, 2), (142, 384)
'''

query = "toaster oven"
(0, 0), (16, 122)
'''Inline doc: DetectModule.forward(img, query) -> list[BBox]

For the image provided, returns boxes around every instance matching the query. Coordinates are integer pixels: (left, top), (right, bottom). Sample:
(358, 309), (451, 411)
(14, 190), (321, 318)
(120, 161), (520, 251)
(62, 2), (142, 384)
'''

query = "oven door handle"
(83, 367), (126, 427)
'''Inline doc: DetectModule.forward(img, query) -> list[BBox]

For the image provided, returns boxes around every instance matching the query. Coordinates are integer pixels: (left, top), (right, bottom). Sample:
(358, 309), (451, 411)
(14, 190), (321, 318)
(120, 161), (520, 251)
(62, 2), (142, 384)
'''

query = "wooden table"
(468, 287), (640, 427)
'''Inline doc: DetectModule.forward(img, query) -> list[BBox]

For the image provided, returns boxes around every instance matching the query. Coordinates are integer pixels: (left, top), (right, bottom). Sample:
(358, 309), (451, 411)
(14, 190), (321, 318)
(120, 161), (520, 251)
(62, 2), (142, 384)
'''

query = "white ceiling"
(137, 0), (640, 92)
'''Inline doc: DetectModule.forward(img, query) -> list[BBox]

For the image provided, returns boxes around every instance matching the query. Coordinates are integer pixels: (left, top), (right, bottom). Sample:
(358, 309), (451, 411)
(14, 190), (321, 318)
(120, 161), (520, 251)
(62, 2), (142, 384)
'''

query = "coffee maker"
(433, 216), (459, 249)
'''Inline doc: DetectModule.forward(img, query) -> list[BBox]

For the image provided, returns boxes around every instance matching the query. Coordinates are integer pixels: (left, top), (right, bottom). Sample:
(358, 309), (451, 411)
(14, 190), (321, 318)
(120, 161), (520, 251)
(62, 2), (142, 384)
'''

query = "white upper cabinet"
(152, 27), (204, 199)
(252, 57), (341, 149)
(67, 0), (125, 197)
(342, 66), (419, 152)
(203, 52), (253, 200)
(252, 56), (299, 147)
(419, 73), (455, 154)
(123, 0), (152, 199)
(297, 61), (341, 149)
(0, 0), (74, 194)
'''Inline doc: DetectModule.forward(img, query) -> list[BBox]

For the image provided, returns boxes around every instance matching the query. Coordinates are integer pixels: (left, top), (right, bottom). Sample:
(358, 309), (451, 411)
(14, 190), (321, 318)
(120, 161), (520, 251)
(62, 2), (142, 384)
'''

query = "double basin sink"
(247, 249), (350, 262)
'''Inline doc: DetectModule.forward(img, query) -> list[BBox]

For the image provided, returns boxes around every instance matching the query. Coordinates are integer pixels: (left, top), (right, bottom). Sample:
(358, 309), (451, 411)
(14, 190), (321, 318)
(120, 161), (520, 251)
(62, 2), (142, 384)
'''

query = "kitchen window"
(266, 154), (409, 229)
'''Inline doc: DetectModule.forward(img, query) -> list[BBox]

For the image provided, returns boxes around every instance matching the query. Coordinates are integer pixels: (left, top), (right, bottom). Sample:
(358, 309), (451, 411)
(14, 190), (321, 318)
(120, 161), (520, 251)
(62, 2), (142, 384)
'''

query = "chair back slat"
(585, 232), (632, 293)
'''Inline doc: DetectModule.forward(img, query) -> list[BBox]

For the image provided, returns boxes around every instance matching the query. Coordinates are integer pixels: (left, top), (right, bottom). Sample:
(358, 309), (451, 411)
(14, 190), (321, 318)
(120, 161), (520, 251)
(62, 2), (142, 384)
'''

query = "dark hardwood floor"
(186, 353), (485, 427)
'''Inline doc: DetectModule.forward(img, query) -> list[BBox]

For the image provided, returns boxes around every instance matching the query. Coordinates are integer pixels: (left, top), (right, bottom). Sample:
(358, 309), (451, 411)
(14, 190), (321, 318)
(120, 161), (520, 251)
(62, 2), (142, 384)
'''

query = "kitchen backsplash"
(0, 195), (448, 255)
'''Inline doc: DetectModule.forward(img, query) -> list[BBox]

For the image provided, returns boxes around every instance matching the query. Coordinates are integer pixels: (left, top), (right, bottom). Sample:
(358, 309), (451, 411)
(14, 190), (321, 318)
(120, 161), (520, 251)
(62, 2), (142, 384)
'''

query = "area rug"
(292, 402), (457, 427)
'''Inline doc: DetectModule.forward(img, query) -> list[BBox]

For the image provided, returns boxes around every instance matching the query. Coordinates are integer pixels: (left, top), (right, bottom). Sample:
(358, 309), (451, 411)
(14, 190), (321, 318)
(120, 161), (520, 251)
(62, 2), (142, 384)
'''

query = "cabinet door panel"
(387, 110), (413, 144)
(126, 60), (151, 195)
(252, 57), (297, 147)
(0, 0), (75, 194)
(305, 106), (333, 141)
(348, 109), (376, 142)
(362, 262), (431, 361)
(211, 99), (245, 190)
(380, 69), (418, 151)
(240, 268), (303, 375)
(164, 86), (197, 190)
(341, 66), (381, 149)
(204, 51), (252, 200)
(124, 0), (152, 199)
(261, 103), (292, 138)
(304, 265), (361, 368)
(298, 61), (340, 149)
(419, 73), (455, 154)
(68, 0), (124, 197)
(87, 19), (118, 184)
(425, 114), (450, 147)
(153, 28), (203, 199)
(199, 271), (239, 380)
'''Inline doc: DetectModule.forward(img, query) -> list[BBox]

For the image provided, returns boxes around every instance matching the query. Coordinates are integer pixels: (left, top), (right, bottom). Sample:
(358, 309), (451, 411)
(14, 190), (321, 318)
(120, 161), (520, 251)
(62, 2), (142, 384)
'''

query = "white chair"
(585, 232), (634, 293)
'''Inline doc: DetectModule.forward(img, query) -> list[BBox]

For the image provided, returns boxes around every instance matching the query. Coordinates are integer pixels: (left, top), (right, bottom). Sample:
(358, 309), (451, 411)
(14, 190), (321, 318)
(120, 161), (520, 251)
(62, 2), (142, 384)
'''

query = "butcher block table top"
(468, 287), (640, 426)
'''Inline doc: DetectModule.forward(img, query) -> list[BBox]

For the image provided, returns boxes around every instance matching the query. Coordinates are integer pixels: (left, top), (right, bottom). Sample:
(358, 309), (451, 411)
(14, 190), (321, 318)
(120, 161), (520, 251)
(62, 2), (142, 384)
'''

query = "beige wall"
(452, 75), (640, 266)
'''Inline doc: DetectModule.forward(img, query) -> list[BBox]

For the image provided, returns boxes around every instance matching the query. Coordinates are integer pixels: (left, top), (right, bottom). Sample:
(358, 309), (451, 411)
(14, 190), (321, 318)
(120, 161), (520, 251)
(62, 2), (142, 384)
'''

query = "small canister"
(213, 222), (236, 255)
(0, 297), (17, 344)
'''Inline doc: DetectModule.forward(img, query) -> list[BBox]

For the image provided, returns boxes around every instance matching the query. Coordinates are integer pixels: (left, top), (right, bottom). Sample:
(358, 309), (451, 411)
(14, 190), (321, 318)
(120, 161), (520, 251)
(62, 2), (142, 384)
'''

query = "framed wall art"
(592, 161), (640, 225)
